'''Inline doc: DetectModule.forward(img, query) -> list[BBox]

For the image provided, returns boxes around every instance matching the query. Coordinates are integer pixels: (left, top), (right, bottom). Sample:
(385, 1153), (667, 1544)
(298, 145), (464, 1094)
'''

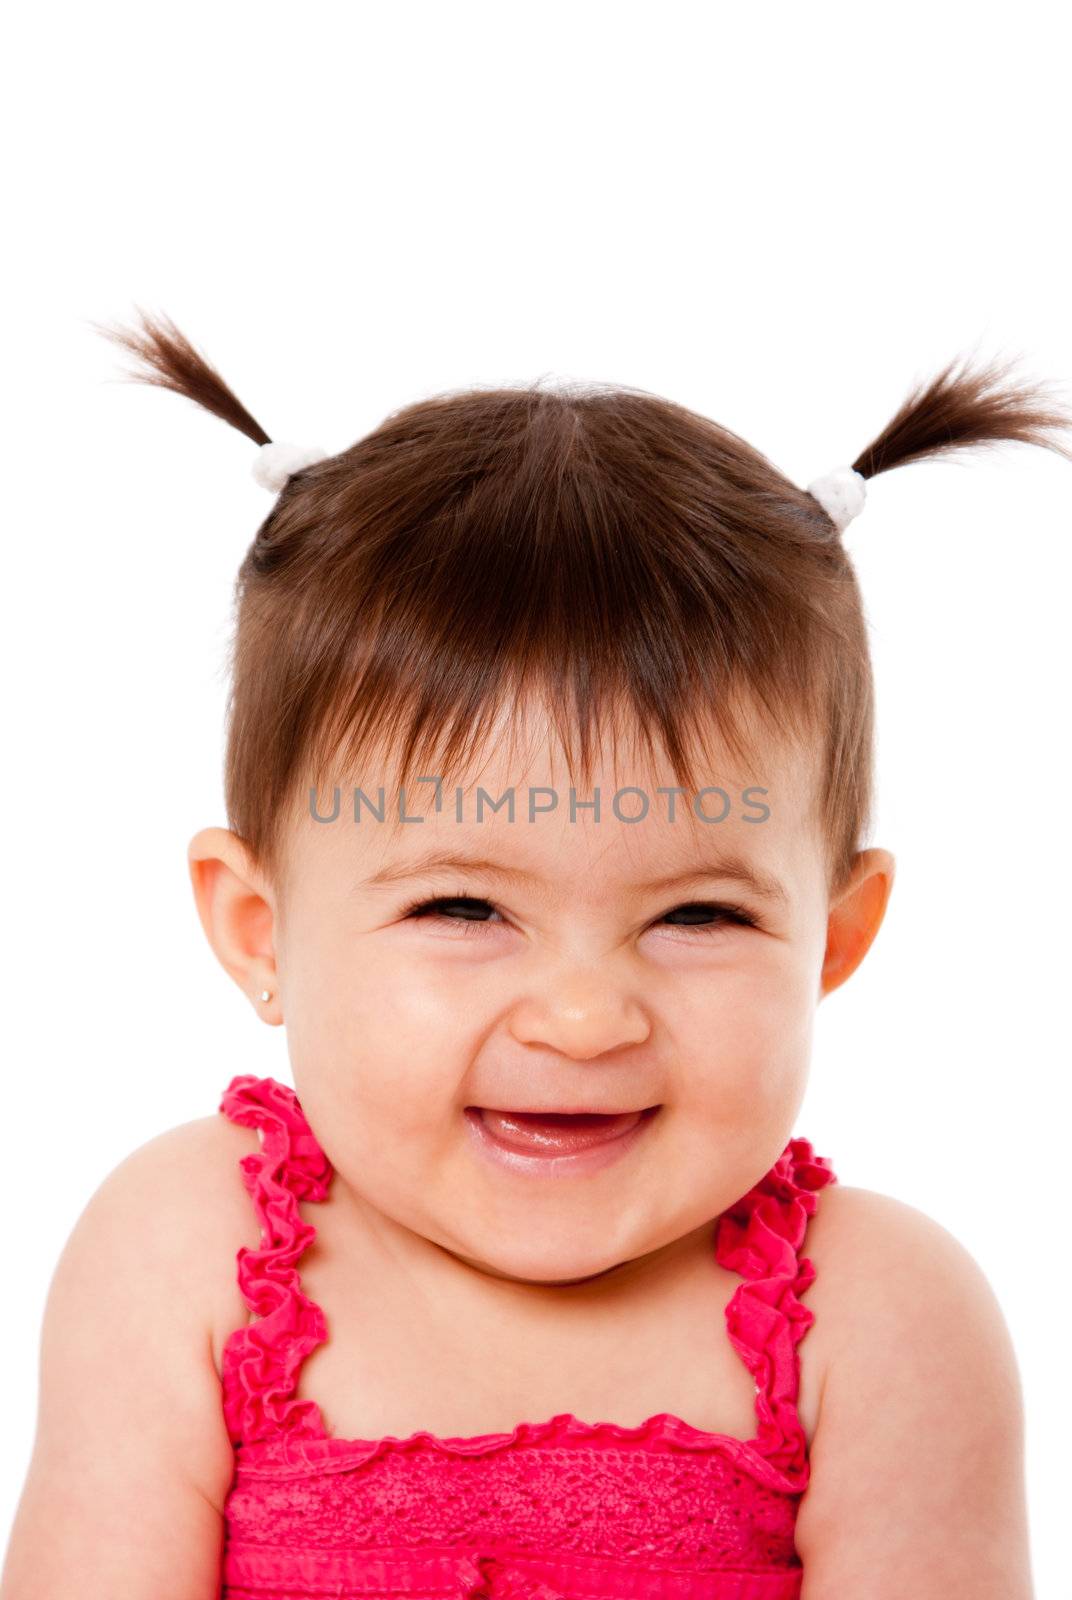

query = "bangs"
(301, 643), (821, 839)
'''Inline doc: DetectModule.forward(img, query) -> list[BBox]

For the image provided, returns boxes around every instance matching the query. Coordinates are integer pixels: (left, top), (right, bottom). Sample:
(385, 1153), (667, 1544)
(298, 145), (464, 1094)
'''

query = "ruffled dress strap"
(714, 1137), (837, 1488)
(218, 1073), (334, 1448)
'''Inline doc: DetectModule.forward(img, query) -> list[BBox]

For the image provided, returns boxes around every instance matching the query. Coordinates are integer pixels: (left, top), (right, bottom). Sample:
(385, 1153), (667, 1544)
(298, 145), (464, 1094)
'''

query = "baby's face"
(229, 700), (888, 1290)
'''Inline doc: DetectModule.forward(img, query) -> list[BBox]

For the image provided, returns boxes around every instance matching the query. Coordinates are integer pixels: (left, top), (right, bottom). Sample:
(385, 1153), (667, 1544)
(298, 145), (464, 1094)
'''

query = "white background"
(3, 3), (1070, 1593)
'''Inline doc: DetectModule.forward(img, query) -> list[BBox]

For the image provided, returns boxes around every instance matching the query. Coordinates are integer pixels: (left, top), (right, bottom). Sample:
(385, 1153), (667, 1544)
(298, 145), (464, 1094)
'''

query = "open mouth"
(465, 1105), (660, 1157)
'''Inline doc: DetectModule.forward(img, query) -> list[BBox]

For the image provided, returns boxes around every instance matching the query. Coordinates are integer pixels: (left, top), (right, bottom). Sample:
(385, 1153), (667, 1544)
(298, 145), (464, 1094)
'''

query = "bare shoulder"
(799, 1179), (979, 1327)
(85, 1110), (262, 1350)
(794, 1183), (1033, 1600)
(799, 1180), (1021, 1370)
(0, 1111), (261, 1598)
(42, 1109), (263, 1434)
(55, 1108), (262, 1389)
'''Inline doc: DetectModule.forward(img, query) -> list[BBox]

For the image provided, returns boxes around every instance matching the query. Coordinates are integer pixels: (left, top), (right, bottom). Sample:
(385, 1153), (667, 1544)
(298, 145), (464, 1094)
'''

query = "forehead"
(287, 694), (826, 903)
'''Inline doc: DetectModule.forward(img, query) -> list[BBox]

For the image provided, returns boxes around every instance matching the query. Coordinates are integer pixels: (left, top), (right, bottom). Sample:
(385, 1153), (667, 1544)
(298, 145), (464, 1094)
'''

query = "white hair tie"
(805, 465), (867, 533)
(252, 440), (330, 494)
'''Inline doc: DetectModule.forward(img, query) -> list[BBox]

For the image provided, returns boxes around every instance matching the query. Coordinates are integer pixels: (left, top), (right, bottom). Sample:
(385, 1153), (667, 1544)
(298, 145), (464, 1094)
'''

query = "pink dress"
(218, 1073), (837, 1600)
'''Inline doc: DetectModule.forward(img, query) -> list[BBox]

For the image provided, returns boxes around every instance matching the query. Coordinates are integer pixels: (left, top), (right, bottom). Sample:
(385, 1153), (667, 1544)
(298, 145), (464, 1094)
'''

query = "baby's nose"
(506, 971), (651, 1060)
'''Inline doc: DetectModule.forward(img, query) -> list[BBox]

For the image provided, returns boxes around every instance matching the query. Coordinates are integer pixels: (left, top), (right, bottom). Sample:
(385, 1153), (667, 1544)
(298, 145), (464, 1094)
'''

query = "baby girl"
(4, 314), (1068, 1600)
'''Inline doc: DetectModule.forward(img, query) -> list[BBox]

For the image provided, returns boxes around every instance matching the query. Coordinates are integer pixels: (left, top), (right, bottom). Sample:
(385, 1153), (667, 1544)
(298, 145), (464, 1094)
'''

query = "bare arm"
(0, 1122), (239, 1599)
(796, 1188), (1033, 1600)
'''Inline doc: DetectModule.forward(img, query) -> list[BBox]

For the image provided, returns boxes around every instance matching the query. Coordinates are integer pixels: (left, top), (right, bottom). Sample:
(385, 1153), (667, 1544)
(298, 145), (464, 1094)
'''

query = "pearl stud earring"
(258, 989), (271, 1003)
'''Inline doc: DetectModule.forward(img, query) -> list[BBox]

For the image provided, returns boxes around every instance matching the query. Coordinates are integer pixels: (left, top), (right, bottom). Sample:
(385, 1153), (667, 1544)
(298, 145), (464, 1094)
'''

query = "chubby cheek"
(281, 926), (470, 1160)
(670, 945), (817, 1150)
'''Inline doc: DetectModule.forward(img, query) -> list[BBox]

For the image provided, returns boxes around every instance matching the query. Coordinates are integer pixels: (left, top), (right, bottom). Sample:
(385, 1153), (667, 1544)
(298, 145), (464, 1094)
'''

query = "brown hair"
(95, 308), (1072, 897)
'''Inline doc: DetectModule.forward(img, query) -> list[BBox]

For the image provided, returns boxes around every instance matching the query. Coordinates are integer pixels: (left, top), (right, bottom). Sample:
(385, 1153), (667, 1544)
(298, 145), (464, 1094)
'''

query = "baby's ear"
(819, 848), (896, 998)
(186, 826), (280, 1020)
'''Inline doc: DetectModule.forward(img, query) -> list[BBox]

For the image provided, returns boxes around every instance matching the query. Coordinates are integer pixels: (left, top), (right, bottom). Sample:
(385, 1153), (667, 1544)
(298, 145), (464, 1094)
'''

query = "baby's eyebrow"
(360, 848), (789, 906)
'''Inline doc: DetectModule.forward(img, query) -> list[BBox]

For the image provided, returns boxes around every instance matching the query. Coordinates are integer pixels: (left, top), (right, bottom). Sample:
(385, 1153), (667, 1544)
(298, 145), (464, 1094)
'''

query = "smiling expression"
(257, 695), (842, 1287)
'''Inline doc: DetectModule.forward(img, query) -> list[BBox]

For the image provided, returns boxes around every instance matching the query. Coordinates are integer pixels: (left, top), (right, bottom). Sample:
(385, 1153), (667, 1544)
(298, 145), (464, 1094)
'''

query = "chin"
(444, 1229), (649, 1287)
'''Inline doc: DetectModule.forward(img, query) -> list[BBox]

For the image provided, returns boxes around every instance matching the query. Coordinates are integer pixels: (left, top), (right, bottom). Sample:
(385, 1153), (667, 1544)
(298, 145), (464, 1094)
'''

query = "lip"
(481, 1106), (645, 1116)
(463, 1104), (660, 1177)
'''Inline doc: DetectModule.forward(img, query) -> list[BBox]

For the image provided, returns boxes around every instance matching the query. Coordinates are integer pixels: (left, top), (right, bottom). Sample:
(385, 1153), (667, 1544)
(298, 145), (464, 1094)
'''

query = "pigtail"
(90, 305), (271, 447)
(850, 350), (1072, 481)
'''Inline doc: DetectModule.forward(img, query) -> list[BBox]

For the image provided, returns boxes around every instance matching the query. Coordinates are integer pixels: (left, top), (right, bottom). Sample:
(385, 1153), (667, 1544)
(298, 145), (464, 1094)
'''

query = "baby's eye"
(660, 901), (758, 932)
(400, 893), (759, 936)
(404, 894), (499, 928)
